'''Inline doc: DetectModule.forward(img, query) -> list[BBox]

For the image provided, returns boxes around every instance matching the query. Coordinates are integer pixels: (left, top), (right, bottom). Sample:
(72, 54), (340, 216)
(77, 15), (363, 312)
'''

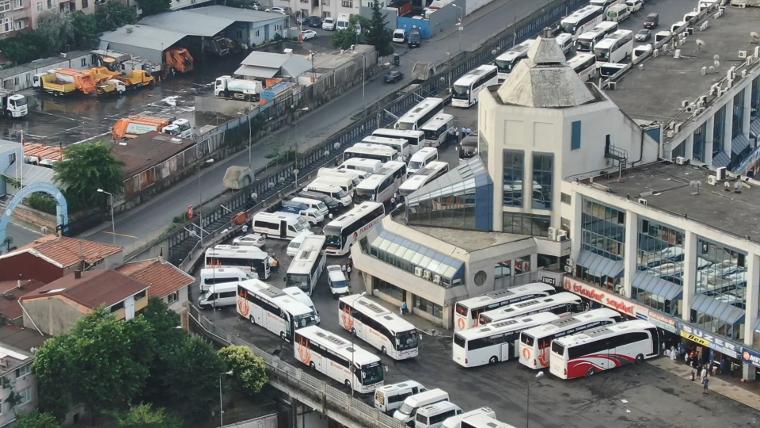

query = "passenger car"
(384, 70), (403, 83)
(300, 29), (317, 40)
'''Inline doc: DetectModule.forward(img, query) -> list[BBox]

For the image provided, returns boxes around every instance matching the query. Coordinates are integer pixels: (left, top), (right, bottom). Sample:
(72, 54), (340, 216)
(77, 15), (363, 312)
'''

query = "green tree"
(94, 0), (137, 32)
(17, 411), (61, 428)
(33, 310), (152, 418)
(219, 345), (268, 395)
(135, 0), (170, 16)
(115, 403), (181, 428)
(54, 141), (123, 211)
(332, 28), (358, 50)
(70, 12), (98, 49)
(366, 1), (393, 56)
(36, 12), (74, 53)
(0, 31), (49, 64)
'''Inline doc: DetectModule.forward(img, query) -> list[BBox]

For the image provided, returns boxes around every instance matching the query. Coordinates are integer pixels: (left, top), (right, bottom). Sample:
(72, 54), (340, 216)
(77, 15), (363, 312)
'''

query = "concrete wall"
(99, 42), (162, 65)
(22, 297), (86, 336)
(167, 286), (189, 313)
(0, 252), (63, 282)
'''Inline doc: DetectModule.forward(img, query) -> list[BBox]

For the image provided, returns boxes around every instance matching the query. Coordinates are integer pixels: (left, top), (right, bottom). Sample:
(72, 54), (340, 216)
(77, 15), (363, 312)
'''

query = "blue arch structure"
(0, 182), (69, 248)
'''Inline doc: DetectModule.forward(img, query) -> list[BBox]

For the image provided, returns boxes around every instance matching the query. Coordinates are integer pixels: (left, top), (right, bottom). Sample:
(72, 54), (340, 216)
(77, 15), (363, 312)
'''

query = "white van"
(278, 203), (324, 225)
(392, 28), (406, 43)
(283, 286), (321, 324)
(340, 158), (383, 175)
(304, 180), (353, 206)
(313, 174), (355, 194)
(286, 230), (315, 257)
(200, 267), (249, 292)
(318, 167), (365, 186)
(415, 401), (462, 428)
(407, 147), (439, 176)
(336, 14), (350, 31)
(393, 388), (449, 425)
(440, 407), (495, 428)
(198, 282), (238, 309)
(252, 212), (310, 240)
(375, 380), (427, 413)
(326, 265), (350, 298)
(290, 197), (329, 218)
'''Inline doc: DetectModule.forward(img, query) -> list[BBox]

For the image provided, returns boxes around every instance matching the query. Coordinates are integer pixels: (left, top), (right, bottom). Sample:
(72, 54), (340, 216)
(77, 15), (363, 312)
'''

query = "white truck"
(0, 90), (27, 118)
(162, 118), (193, 138)
(214, 75), (262, 101)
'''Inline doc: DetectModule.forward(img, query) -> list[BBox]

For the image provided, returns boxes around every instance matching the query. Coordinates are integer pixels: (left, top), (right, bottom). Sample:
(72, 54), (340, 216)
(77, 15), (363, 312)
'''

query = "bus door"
(508, 334), (518, 360)
(500, 335), (511, 361)
(280, 220), (287, 239)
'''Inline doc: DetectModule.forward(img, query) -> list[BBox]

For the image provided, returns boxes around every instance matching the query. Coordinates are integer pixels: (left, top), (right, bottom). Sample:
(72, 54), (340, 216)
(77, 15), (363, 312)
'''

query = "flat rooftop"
(588, 162), (760, 243)
(111, 131), (195, 178)
(607, 6), (760, 124)
(407, 223), (532, 252)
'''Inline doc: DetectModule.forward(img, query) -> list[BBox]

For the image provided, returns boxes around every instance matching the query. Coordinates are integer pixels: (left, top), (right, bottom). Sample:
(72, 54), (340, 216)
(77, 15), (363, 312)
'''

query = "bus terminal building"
(354, 20), (760, 381)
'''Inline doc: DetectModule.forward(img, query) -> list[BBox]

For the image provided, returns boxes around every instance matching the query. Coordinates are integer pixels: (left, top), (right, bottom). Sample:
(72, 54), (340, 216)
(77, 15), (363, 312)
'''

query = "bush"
(26, 193), (57, 215)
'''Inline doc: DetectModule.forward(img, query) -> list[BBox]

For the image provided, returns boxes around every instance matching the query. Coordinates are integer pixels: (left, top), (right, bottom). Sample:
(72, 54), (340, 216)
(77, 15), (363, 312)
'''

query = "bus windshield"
(396, 330), (420, 351)
(324, 226), (342, 246)
(358, 361), (384, 385)
(561, 22), (576, 34)
(409, 160), (424, 170)
(293, 313), (318, 329)
(286, 274), (309, 290)
(355, 187), (375, 198)
(576, 38), (593, 52)
(494, 58), (516, 73)
(452, 84), (469, 98)
(396, 121), (414, 131)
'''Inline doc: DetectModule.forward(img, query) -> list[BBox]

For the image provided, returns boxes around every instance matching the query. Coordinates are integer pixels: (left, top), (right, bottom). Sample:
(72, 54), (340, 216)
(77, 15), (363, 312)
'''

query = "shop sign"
(562, 277), (635, 316)
(679, 324), (741, 359)
(741, 347), (760, 368)
(645, 309), (679, 334)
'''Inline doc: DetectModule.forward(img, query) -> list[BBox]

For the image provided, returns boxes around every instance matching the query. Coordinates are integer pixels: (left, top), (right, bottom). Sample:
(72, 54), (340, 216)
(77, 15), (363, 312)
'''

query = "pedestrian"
(347, 264), (352, 278)
(702, 376), (709, 394)
(347, 256), (353, 271)
(341, 264), (347, 273)
(670, 346), (678, 362)
(691, 366), (696, 381)
(701, 366), (708, 382)
(684, 351), (690, 365)
(401, 301), (408, 315)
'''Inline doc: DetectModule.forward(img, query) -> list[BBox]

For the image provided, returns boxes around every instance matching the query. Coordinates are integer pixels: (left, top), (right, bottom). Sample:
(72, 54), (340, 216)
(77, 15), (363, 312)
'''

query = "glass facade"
(733, 90), (745, 140)
(578, 198), (625, 292)
(503, 150), (524, 207)
(693, 122), (706, 162)
(713, 105), (726, 155)
(375, 279), (405, 302)
(633, 218), (684, 317)
(413, 295), (443, 319)
(752, 76), (760, 119)
(532, 152), (553, 210)
(672, 142), (685, 159)
(571, 120), (581, 150)
(691, 237), (746, 340)
(502, 213), (550, 237)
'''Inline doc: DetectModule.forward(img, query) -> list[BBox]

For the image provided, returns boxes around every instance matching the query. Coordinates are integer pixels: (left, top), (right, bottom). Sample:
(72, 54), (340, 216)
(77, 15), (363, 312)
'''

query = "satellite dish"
(713, 54), (720, 61)
(751, 32), (760, 43)
(714, 60), (720, 68)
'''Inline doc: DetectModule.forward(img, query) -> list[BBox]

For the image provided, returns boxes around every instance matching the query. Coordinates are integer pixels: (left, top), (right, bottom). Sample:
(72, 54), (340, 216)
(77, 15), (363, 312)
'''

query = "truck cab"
(336, 14), (350, 31)
(162, 118), (192, 138)
(0, 92), (27, 118)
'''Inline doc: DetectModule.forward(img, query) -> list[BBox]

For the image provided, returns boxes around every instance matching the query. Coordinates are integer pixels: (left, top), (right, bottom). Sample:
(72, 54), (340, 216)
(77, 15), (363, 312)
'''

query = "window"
(15, 364), (30, 379)
(81, 58), (87, 67)
(110, 301), (124, 312)
(14, 0), (21, 8)
(167, 291), (179, 304)
(635, 218), (684, 316)
(503, 150), (524, 207)
(532, 152), (553, 209)
(46, 0), (51, 8)
(713, 105), (726, 155)
(413, 295), (442, 319)
(36, 1), (41, 11)
(341, 0), (352, 6)
(693, 122), (706, 162)
(571, 121), (581, 150)
(733, 90), (745, 140)
(0, 1), (10, 12)
(255, 30), (260, 37)
(134, 290), (147, 300)
(502, 213), (550, 236)
(561, 193), (571, 205)
(17, 387), (32, 406)
(752, 76), (760, 119)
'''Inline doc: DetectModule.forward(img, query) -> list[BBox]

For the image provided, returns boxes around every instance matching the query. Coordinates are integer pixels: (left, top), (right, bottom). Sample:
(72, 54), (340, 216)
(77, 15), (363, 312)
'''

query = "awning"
(576, 250), (624, 278)
(691, 294), (745, 325)
(632, 271), (683, 301)
(712, 151), (730, 168)
(751, 118), (760, 138)
(234, 65), (278, 79)
(732, 134), (750, 155)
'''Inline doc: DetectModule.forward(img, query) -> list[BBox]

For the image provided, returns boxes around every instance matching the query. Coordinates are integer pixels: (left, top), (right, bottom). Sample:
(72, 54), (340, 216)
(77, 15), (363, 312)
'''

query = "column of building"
(684, 134), (694, 160)
(724, 96), (734, 157)
(744, 253), (759, 381)
(743, 85), (753, 137)
(622, 210), (637, 299)
(681, 231), (698, 323)
(704, 116), (715, 166)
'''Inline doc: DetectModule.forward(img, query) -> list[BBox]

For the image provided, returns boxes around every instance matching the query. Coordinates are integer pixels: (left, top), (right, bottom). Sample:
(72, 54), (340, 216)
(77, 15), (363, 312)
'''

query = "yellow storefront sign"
(680, 330), (711, 347)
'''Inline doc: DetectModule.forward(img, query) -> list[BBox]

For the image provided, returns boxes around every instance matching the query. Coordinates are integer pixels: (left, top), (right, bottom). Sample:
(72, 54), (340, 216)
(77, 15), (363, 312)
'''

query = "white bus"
(589, 0), (624, 8)
(339, 294), (420, 360)
(456, 414), (515, 428)
(398, 161), (449, 197)
(285, 235), (327, 295)
(395, 97), (445, 131)
(605, 3), (630, 22)
(252, 212), (311, 240)
(318, 167), (365, 186)
(452, 312), (561, 367)
(304, 180), (353, 207)
(294, 325), (385, 393)
(494, 39), (534, 82)
(236, 278), (318, 341)
(478, 292), (584, 325)
(362, 135), (413, 160)
(567, 53), (598, 82)
(451, 65), (498, 108)
(440, 407), (496, 428)
(420, 114), (455, 148)
(343, 142), (399, 163)
(339, 157), (383, 175)
(323, 201), (385, 256)
(575, 21), (619, 52)
(560, 5), (604, 37)
(205, 245), (272, 280)
(549, 320), (659, 379)
(372, 128), (424, 152)
(517, 308), (622, 370)
(593, 29), (633, 63)
(354, 161), (406, 204)
(453, 283), (556, 332)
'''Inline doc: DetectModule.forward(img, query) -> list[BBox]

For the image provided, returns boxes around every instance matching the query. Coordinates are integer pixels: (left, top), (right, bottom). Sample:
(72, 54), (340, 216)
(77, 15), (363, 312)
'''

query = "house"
(0, 279), (44, 325)
(19, 269), (149, 336)
(117, 258), (194, 313)
(0, 236), (123, 284)
(0, 341), (38, 426)
(235, 51), (312, 84)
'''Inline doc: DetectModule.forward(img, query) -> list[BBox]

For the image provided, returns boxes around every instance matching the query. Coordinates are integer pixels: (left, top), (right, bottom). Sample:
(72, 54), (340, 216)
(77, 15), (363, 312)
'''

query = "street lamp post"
(247, 111), (253, 169)
(526, 371), (544, 428)
(219, 370), (233, 427)
(197, 157), (215, 247)
(96, 188), (115, 244)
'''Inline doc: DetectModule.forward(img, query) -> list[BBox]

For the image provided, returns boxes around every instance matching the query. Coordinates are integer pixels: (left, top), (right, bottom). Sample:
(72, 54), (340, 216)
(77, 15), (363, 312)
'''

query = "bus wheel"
(489, 356), (498, 365)
(351, 328), (356, 336)
(635, 354), (644, 364)
(586, 368), (595, 378)
(249, 316), (255, 325)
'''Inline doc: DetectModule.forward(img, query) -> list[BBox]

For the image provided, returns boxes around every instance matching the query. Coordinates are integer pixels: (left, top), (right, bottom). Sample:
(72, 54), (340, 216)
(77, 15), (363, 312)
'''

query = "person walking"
(346, 264), (352, 278)
(691, 366), (697, 381)
(702, 376), (709, 394)
(701, 366), (708, 383)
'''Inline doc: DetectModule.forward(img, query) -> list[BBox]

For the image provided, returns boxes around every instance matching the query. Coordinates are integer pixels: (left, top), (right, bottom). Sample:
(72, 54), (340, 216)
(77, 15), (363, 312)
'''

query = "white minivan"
(336, 14), (350, 31)
(415, 401), (462, 428)
(200, 267), (249, 292)
(393, 388), (449, 425)
(198, 282), (238, 309)
(407, 147), (439, 176)
(290, 197), (329, 218)
(252, 212), (310, 240)
(375, 380), (426, 413)
(304, 180), (353, 206)
(286, 230), (316, 257)
(440, 407), (496, 428)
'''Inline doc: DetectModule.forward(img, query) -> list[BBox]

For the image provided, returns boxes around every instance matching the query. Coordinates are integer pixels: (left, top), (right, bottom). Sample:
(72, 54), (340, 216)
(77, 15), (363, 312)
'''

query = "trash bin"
(393, 53), (400, 66)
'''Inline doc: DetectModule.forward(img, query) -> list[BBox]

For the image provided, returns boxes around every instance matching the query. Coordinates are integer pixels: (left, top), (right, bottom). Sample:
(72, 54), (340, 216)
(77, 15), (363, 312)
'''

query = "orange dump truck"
(39, 68), (97, 96)
(117, 69), (155, 89)
(112, 116), (172, 140)
(164, 48), (194, 74)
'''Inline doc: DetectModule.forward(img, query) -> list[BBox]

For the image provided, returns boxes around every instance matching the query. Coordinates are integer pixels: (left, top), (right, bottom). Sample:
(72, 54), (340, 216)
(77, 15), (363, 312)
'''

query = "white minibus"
(415, 401), (462, 428)
(362, 135), (413, 160)
(286, 230), (315, 257)
(605, 3), (630, 22)
(440, 407), (496, 428)
(339, 157), (383, 175)
(375, 380), (427, 413)
(289, 197), (329, 218)
(393, 389), (449, 425)
(252, 212), (310, 240)
(343, 142), (399, 163)
(304, 179), (353, 206)
(200, 267), (250, 292)
(311, 174), (354, 195)
(318, 167), (364, 187)
(198, 282), (238, 309)
(407, 147), (439, 176)
(420, 114), (455, 147)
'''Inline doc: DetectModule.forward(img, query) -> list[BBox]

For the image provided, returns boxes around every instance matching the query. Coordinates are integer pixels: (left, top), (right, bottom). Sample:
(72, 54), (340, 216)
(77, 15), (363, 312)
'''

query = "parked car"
(326, 265), (349, 297)
(392, 28), (406, 43)
(322, 17), (336, 31)
(625, 0), (643, 12)
(301, 29), (317, 40)
(384, 70), (403, 83)
(306, 16), (322, 28)
(269, 6), (286, 14)
(643, 12), (659, 29)
(233, 233), (265, 248)
(635, 28), (651, 42)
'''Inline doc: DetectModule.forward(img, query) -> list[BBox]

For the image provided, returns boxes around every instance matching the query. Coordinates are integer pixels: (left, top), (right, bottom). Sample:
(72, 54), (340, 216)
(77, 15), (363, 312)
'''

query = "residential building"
(0, 342), (38, 426)
(0, 0), (30, 40)
(28, 0), (95, 32)
(0, 140), (55, 199)
(0, 235), (123, 283)
(0, 280), (44, 324)
(19, 269), (149, 336)
(271, 0), (388, 19)
(116, 257), (194, 313)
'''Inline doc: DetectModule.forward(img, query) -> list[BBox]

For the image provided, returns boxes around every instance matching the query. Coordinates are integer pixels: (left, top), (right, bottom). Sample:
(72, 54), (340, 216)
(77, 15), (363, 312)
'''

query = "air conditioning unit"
(433, 274), (441, 284)
(716, 166), (727, 180)
(557, 230), (568, 241)
(638, 198), (648, 206)
(414, 266), (423, 277)
(739, 50), (748, 59)
(547, 227), (557, 241)
(422, 270), (431, 280)
(676, 156), (688, 165)
(707, 175), (718, 185)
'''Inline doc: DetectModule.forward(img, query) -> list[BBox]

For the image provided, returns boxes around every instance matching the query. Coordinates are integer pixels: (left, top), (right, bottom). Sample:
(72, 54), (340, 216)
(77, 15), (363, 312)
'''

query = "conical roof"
(497, 35), (595, 108)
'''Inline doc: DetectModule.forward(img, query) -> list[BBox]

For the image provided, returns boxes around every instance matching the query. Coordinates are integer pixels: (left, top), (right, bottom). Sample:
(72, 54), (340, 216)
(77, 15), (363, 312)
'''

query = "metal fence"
(163, 0), (588, 265)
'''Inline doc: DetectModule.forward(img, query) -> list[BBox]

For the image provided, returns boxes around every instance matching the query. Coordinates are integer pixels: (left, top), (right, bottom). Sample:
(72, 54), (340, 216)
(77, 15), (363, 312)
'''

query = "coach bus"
(395, 97), (445, 131)
(494, 39), (534, 82)
(398, 161), (449, 197)
(285, 235), (327, 295)
(567, 53), (598, 82)
(575, 21), (618, 52)
(453, 283), (556, 331)
(205, 245), (272, 280)
(477, 292), (584, 325)
(353, 161), (406, 205)
(593, 29), (633, 63)
(560, 5), (604, 37)
(236, 279), (318, 341)
(451, 65), (498, 108)
(323, 201), (385, 256)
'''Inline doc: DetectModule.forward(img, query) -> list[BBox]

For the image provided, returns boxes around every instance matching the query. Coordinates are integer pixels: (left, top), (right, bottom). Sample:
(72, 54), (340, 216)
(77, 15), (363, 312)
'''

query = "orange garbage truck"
(112, 116), (172, 140)
(164, 48), (194, 74)
(39, 68), (97, 96)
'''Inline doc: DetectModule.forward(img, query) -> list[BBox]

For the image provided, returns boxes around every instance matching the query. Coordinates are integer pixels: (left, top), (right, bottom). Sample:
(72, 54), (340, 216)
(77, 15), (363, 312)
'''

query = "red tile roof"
(0, 280), (45, 321)
(116, 258), (193, 299)
(4, 235), (122, 268)
(20, 269), (148, 309)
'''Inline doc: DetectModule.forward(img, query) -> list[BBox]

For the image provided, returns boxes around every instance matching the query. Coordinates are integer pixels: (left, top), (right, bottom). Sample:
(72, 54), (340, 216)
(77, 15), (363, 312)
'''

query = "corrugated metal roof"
(100, 25), (187, 52)
(241, 51), (289, 68)
(0, 50), (91, 80)
(191, 5), (285, 23)
(139, 10), (232, 38)
(234, 65), (278, 79)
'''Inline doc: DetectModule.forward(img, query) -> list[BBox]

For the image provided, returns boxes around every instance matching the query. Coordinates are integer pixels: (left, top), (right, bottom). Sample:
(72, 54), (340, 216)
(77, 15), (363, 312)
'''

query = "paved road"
(74, 0), (553, 254)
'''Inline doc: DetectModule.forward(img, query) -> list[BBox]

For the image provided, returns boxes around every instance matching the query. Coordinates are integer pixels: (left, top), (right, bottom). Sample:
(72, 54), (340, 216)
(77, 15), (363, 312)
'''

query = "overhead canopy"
(632, 271), (682, 301)
(691, 294), (745, 325)
(192, 5), (285, 23)
(732, 134), (750, 155)
(576, 250), (624, 278)
(238, 51), (312, 79)
(139, 10), (234, 38)
(234, 65), (278, 79)
(751, 118), (760, 138)
(100, 25), (186, 52)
